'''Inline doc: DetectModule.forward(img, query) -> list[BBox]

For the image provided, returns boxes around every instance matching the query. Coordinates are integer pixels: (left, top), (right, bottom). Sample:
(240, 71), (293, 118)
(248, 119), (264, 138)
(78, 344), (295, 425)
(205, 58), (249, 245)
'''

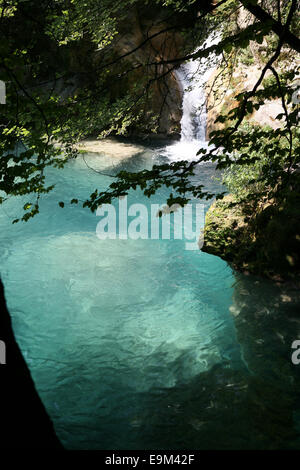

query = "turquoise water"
(1, 142), (300, 449)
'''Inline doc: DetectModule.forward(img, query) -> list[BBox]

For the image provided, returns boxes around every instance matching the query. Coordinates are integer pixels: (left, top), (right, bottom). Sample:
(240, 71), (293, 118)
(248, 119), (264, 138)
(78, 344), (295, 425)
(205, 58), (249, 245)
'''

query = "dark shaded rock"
(202, 193), (300, 283)
(0, 279), (63, 449)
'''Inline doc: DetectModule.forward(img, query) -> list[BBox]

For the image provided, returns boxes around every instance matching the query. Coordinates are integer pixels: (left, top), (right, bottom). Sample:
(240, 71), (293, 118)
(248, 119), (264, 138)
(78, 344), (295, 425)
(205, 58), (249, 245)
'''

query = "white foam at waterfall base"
(164, 33), (220, 162)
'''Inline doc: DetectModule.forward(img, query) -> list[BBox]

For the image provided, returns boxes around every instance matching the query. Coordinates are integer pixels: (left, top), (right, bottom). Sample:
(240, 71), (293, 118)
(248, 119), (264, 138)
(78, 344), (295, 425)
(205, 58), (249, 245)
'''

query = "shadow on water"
(52, 273), (300, 450)
(131, 273), (300, 450)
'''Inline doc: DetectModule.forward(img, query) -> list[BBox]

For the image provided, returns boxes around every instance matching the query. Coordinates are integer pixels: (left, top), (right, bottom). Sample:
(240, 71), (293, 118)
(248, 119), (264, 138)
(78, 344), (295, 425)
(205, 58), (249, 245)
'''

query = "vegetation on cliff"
(203, 184), (300, 282)
(199, 3), (299, 280)
(203, 98), (299, 280)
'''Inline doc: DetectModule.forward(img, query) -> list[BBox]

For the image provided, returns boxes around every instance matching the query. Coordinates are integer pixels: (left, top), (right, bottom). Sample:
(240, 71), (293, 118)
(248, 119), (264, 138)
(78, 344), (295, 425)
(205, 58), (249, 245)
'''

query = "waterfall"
(164, 33), (220, 161)
(176, 58), (208, 143)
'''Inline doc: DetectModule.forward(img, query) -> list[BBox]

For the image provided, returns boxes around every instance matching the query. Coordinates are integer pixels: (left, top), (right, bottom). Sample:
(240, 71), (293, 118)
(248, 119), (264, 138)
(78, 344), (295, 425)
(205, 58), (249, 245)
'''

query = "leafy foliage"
(0, 0), (299, 221)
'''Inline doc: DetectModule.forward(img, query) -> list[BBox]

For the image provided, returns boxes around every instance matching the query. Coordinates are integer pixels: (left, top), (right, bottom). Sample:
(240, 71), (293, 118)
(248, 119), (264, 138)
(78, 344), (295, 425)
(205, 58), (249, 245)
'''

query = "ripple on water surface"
(1, 147), (299, 449)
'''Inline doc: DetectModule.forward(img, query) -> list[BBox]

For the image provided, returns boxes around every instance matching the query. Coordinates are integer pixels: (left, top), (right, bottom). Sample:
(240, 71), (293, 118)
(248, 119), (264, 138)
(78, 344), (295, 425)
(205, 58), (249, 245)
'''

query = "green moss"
(202, 193), (300, 283)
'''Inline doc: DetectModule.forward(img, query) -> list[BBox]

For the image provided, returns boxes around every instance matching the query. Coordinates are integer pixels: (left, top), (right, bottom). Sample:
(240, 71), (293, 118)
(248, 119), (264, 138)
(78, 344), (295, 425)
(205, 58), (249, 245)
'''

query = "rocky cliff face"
(202, 190), (300, 284)
(205, 62), (292, 139)
(202, 6), (300, 283)
(205, 6), (299, 138)
(99, 4), (187, 137)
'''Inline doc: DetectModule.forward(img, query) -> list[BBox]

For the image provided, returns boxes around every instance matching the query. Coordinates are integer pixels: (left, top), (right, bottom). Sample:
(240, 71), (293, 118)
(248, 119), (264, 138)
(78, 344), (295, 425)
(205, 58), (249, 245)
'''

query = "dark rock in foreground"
(0, 279), (63, 449)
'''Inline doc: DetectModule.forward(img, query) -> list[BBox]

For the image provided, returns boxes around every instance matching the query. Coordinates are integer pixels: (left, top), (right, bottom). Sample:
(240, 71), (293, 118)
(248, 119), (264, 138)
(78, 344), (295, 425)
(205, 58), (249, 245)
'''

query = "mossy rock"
(202, 194), (300, 283)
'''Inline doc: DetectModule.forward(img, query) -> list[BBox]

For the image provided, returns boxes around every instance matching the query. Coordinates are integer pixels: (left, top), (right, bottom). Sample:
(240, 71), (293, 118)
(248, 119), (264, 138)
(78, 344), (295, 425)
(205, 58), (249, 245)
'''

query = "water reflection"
(132, 273), (300, 450)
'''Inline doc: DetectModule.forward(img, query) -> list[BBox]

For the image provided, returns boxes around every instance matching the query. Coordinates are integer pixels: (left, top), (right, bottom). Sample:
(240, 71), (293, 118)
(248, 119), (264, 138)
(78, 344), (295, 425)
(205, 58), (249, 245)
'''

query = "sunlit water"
(1, 143), (300, 449)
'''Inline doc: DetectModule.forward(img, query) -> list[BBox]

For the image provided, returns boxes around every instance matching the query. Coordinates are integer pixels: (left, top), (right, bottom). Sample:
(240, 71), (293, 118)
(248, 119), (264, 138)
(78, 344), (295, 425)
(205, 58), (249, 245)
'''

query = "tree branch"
(240, 0), (300, 52)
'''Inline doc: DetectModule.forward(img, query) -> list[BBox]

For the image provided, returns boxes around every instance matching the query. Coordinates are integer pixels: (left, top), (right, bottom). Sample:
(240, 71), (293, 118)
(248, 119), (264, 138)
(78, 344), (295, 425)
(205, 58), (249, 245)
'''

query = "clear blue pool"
(1, 143), (300, 449)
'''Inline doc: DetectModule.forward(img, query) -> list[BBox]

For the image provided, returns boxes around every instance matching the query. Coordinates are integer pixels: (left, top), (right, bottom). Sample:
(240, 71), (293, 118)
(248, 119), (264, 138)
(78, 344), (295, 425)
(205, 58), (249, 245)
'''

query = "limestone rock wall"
(97, 4), (186, 137)
(205, 6), (299, 138)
